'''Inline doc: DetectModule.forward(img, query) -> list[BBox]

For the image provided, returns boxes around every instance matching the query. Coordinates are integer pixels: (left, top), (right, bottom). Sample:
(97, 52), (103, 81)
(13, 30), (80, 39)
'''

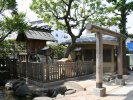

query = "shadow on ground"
(123, 89), (133, 100)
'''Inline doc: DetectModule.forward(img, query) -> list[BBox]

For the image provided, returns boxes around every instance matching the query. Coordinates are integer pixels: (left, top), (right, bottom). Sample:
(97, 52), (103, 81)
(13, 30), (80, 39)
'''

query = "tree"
(49, 44), (66, 59)
(105, 0), (133, 74)
(0, 0), (29, 42)
(31, 0), (104, 57)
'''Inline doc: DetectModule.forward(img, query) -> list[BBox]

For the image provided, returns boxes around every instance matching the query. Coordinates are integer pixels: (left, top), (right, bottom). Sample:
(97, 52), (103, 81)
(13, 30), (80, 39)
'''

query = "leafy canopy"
(104, 0), (133, 36)
(0, 39), (26, 57)
(0, 13), (29, 32)
(49, 44), (66, 59)
(0, 0), (29, 42)
(31, 0), (106, 57)
(31, 0), (103, 37)
(0, 0), (17, 13)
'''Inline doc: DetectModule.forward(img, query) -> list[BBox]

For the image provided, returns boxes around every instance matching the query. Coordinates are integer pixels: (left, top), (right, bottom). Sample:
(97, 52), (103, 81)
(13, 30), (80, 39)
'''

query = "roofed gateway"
(86, 23), (126, 97)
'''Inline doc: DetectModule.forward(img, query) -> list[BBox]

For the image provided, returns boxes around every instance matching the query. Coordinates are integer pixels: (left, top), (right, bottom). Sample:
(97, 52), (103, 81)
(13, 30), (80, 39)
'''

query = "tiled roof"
(62, 35), (117, 44)
(16, 29), (57, 42)
(25, 30), (56, 41)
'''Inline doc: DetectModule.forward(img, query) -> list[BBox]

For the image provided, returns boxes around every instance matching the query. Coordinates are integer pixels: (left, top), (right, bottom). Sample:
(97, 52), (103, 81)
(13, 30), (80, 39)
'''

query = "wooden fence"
(0, 58), (18, 78)
(18, 61), (94, 83)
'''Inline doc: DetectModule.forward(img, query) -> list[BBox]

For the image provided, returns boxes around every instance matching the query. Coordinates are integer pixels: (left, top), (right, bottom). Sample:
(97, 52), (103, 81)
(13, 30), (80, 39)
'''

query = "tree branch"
(125, 1), (133, 12)
(64, 17), (75, 38)
(52, 9), (65, 20)
(0, 31), (12, 42)
(76, 13), (94, 38)
(70, 22), (79, 28)
(0, 0), (5, 14)
(65, 0), (74, 18)
(62, 0), (69, 6)
(45, 1), (65, 20)
(114, 11), (121, 15)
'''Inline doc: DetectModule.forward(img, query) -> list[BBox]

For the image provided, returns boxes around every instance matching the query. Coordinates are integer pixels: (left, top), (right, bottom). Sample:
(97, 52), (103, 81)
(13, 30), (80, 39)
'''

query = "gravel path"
(55, 71), (133, 100)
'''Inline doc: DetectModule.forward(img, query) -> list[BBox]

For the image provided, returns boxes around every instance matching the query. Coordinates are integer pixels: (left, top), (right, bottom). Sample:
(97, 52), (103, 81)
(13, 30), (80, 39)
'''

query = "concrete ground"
(54, 71), (133, 100)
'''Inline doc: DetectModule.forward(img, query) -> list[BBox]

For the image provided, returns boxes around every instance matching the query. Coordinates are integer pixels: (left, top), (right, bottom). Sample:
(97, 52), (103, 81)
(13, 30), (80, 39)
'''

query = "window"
(84, 49), (112, 62)
(103, 49), (112, 62)
(84, 49), (96, 61)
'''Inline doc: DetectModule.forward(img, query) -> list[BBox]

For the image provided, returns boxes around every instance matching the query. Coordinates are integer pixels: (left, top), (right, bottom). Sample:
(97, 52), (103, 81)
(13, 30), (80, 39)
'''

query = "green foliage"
(0, 0), (29, 42)
(107, 0), (117, 3)
(31, 0), (103, 33)
(0, 40), (12, 57)
(0, 0), (17, 12)
(0, 13), (29, 32)
(0, 39), (25, 57)
(49, 44), (66, 59)
(31, 0), (107, 57)
(105, 0), (133, 36)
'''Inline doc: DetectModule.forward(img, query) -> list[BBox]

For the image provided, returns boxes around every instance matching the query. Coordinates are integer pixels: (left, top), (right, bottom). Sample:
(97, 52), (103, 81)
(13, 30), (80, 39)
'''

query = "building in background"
(30, 20), (70, 43)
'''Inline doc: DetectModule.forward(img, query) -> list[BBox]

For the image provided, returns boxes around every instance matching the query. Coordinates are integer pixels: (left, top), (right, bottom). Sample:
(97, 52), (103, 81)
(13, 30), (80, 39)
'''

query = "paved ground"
(54, 71), (133, 100)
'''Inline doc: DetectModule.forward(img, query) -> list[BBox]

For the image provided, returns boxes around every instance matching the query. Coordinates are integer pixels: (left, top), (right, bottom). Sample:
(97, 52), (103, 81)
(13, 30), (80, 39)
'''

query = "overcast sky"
(16, 0), (133, 33)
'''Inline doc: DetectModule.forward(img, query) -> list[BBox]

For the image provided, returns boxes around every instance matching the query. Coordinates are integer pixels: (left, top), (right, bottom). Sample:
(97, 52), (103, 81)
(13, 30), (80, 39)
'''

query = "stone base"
(115, 78), (125, 86)
(93, 87), (106, 97)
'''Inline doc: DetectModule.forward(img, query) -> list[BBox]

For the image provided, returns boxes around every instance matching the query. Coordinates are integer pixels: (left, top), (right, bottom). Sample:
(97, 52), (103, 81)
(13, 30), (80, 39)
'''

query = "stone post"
(93, 33), (106, 97)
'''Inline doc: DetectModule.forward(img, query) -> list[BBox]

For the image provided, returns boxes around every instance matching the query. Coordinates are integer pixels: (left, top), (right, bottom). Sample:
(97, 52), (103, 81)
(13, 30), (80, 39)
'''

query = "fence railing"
(18, 61), (94, 83)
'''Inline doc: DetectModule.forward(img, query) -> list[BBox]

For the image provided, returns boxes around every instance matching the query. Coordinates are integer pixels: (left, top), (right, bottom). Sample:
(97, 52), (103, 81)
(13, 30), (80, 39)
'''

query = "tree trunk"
(122, 40), (128, 74)
(64, 43), (76, 58)
(119, 1), (128, 74)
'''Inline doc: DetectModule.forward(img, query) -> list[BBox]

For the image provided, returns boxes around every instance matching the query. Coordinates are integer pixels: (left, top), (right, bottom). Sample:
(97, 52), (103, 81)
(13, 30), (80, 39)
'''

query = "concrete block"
(93, 87), (106, 97)
(64, 81), (85, 91)
(56, 94), (64, 98)
(115, 78), (125, 86)
(64, 80), (95, 91)
(33, 97), (52, 100)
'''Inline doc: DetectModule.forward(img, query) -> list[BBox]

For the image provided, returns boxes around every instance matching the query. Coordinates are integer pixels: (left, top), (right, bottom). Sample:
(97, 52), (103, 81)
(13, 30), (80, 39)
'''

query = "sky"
(16, 0), (133, 34)
(16, 0), (38, 22)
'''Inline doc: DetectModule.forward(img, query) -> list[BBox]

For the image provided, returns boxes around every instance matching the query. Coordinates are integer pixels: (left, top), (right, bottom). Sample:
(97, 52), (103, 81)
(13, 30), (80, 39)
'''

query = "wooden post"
(46, 55), (49, 81)
(96, 32), (103, 88)
(117, 38), (123, 79)
(111, 47), (115, 73)
(26, 54), (28, 84)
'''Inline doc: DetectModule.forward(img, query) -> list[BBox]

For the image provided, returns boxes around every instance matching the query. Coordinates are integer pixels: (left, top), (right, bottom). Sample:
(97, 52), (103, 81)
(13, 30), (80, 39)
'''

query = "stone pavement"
(54, 71), (133, 100)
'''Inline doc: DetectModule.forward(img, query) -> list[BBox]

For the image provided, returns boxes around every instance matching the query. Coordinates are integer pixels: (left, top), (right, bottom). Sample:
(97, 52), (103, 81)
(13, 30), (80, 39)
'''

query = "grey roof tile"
(62, 35), (117, 44)
(25, 30), (56, 41)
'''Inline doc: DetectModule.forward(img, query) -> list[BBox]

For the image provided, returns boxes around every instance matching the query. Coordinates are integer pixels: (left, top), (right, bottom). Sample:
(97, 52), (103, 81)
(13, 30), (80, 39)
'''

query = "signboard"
(127, 42), (133, 52)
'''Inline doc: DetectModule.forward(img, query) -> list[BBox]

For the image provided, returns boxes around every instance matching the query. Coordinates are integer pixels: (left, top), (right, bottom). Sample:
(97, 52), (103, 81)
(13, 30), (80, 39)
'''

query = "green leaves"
(125, 1), (133, 13)
(1, 13), (29, 32)
(0, 0), (17, 13)
(5, 0), (17, 10)
(0, 39), (14, 57)
(0, 12), (29, 42)
(0, 0), (29, 42)
(0, 39), (25, 57)
(49, 44), (66, 59)
(31, 0), (104, 30)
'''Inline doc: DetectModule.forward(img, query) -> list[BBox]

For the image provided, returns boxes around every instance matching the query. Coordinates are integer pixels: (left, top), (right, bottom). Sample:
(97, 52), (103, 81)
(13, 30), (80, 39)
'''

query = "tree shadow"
(123, 89), (133, 100)
(107, 93), (126, 96)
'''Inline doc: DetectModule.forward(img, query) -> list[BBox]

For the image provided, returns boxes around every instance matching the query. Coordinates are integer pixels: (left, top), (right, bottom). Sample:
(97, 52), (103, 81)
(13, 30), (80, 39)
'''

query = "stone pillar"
(96, 33), (103, 88)
(116, 38), (125, 85)
(93, 33), (106, 97)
